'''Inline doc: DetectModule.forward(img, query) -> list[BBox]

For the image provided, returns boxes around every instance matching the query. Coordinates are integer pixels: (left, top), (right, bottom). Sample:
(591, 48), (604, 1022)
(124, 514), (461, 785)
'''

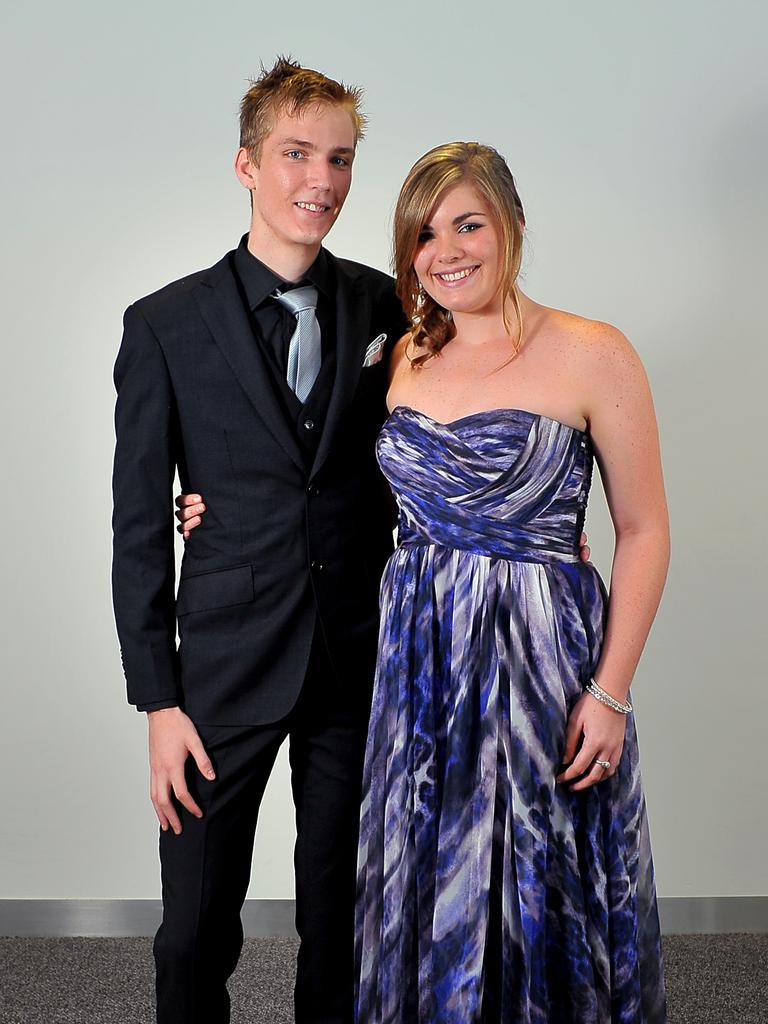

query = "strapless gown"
(354, 406), (666, 1024)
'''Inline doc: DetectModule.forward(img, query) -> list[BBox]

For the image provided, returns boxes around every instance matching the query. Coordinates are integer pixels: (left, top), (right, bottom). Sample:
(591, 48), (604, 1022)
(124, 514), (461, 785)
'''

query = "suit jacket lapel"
(193, 257), (305, 472)
(311, 261), (370, 478)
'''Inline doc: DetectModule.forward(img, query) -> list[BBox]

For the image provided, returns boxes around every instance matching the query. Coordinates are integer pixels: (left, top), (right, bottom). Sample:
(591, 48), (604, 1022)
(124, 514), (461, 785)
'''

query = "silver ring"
(594, 759), (611, 770)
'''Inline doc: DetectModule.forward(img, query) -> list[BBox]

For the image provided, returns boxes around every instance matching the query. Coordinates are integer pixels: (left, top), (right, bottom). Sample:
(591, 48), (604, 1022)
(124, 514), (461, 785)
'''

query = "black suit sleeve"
(381, 280), (411, 353)
(111, 303), (181, 710)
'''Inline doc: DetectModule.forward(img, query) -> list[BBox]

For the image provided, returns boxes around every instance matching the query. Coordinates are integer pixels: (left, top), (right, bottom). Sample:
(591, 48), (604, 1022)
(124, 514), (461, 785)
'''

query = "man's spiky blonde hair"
(239, 56), (367, 162)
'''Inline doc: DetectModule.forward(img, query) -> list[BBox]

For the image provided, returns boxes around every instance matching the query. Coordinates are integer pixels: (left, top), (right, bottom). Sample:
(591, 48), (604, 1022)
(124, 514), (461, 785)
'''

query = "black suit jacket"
(112, 246), (408, 726)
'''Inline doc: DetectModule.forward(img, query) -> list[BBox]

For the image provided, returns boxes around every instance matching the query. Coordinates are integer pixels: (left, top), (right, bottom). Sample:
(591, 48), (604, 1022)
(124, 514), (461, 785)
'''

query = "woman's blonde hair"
(393, 142), (526, 368)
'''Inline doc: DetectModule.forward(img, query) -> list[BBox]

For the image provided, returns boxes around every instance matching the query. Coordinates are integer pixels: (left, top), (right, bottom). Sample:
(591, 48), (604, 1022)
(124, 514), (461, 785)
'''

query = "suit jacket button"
(303, 419), (315, 431)
(310, 560), (324, 572)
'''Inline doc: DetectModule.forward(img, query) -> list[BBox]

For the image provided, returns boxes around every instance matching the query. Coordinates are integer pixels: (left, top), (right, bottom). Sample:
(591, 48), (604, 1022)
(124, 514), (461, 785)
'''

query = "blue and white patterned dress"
(354, 406), (666, 1024)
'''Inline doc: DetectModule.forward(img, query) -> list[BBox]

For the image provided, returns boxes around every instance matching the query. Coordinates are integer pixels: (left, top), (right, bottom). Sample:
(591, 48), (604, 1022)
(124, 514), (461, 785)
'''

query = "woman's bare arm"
(557, 321), (669, 790)
(584, 323), (670, 703)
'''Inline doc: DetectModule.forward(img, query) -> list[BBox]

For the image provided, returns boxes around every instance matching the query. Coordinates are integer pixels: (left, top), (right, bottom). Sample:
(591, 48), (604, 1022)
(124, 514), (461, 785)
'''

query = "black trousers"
(153, 633), (371, 1024)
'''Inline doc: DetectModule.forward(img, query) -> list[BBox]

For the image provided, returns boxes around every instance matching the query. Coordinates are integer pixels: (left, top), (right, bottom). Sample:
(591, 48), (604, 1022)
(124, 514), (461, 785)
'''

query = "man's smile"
(295, 200), (331, 214)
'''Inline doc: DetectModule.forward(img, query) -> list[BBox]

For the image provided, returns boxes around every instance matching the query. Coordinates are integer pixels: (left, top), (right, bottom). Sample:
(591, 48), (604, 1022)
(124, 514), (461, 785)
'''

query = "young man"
(112, 59), (407, 1024)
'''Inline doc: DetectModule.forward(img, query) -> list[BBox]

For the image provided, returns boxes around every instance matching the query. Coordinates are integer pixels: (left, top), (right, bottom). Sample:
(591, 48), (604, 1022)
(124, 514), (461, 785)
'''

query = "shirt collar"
(234, 234), (334, 310)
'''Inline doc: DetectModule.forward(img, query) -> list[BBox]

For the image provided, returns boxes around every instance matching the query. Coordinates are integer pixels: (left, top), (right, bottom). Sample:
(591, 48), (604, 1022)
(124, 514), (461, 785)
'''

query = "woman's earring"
(411, 284), (423, 324)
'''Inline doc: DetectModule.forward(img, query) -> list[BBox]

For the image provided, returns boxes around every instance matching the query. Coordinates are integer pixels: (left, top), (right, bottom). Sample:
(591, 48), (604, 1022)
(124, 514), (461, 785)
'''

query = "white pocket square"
(362, 334), (387, 367)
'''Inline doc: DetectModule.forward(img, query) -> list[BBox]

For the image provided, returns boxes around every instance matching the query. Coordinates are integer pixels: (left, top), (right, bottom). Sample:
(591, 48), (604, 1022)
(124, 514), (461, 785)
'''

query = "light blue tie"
(274, 286), (321, 403)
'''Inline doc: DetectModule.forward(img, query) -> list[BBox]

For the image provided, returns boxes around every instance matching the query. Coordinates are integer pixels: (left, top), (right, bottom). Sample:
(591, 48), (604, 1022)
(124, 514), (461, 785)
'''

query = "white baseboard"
(0, 899), (294, 937)
(1, 897), (766, 937)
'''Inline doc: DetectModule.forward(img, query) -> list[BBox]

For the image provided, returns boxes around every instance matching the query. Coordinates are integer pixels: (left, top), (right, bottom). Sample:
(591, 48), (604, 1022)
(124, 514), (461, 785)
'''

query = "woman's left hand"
(556, 690), (627, 791)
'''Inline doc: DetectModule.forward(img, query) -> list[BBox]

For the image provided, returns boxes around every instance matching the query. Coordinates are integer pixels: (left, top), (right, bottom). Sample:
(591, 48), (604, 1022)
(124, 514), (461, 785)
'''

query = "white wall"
(1, 0), (765, 900)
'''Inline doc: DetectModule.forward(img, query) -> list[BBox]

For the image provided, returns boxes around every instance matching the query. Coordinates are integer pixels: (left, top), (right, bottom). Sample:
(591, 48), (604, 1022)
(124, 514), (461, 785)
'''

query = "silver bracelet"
(586, 678), (633, 715)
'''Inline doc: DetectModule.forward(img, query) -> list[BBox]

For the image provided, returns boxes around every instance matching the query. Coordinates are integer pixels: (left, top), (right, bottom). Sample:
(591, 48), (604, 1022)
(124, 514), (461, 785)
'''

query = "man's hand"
(148, 707), (216, 835)
(175, 493), (205, 540)
(578, 531), (591, 562)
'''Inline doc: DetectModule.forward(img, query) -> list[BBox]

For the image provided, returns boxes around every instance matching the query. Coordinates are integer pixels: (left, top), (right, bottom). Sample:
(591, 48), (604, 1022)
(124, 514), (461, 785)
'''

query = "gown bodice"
(377, 405), (594, 564)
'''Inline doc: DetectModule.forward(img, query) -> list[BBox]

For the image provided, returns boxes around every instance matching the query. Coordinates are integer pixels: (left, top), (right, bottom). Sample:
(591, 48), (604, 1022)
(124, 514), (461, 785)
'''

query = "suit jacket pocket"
(176, 564), (254, 616)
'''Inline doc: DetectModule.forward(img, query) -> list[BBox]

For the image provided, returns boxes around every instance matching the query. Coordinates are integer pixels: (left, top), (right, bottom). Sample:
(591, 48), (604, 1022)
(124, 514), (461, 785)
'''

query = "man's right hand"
(175, 493), (206, 540)
(148, 707), (216, 835)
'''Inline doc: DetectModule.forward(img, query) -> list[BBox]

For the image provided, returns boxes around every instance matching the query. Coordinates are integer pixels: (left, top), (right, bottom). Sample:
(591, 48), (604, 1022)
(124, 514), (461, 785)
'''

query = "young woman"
(354, 143), (668, 1024)
(178, 142), (669, 1023)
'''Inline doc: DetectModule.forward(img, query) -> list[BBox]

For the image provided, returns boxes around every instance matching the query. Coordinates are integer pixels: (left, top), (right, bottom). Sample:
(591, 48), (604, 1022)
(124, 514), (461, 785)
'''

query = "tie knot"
(274, 285), (318, 316)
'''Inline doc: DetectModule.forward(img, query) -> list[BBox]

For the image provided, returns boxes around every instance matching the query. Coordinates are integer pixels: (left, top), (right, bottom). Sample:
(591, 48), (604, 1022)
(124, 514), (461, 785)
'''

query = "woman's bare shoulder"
(538, 305), (643, 377)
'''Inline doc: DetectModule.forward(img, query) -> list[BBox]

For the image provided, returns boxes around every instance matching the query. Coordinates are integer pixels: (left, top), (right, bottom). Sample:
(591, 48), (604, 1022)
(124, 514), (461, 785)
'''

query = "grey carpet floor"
(0, 935), (766, 1023)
